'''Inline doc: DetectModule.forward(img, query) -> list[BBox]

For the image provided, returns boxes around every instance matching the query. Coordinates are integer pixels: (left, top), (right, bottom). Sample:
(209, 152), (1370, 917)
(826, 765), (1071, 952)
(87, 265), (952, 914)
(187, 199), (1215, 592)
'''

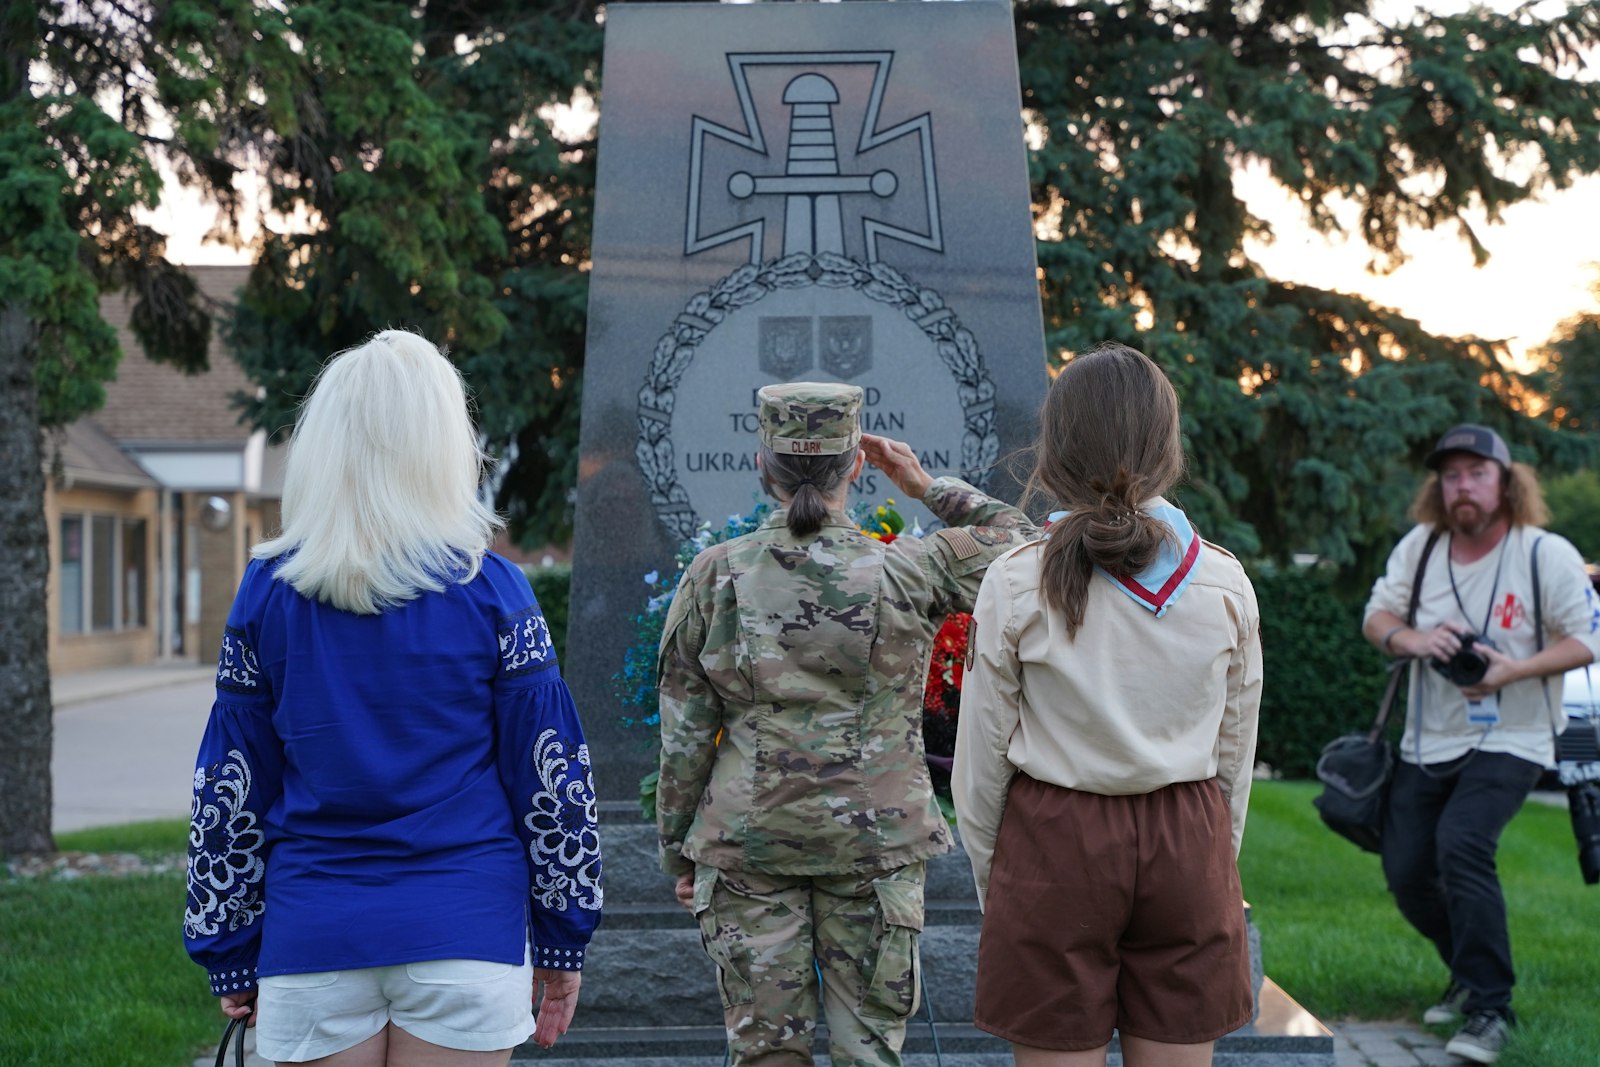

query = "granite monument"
(568, 0), (1048, 802)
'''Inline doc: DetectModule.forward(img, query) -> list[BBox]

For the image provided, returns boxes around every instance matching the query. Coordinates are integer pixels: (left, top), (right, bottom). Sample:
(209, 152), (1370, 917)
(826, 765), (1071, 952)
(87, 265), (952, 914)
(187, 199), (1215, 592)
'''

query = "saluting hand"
(861, 433), (932, 499)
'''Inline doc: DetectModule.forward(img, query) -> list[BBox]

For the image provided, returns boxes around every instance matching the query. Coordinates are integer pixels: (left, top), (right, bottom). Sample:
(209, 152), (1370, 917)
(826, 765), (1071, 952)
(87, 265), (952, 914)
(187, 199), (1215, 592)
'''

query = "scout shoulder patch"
(934, 527), (982, 561)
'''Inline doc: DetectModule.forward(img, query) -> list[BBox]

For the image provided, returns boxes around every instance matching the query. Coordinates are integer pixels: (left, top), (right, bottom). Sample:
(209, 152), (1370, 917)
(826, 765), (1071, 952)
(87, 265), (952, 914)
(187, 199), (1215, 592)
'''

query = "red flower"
(924, 612), (971, 717)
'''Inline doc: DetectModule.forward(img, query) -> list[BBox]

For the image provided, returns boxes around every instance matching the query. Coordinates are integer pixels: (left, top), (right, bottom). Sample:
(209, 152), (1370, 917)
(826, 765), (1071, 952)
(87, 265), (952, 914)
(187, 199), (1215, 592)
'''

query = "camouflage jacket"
(656, 477), (1038, 877)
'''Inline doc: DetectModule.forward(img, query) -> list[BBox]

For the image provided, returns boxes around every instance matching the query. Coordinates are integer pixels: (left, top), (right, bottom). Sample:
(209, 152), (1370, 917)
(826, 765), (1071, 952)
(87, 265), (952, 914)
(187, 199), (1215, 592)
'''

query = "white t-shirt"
(1364, 523), (1600, 766)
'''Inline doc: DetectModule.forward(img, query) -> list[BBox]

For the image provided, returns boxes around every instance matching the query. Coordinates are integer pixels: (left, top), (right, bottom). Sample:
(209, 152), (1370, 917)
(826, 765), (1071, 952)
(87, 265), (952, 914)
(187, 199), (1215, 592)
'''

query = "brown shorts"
(973, 774), (1252, 1050)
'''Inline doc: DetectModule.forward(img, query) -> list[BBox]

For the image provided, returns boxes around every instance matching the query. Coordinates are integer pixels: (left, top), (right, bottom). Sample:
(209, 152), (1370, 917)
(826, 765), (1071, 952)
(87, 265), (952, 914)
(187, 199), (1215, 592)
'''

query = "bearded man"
(1362, 424), (1600, 1064)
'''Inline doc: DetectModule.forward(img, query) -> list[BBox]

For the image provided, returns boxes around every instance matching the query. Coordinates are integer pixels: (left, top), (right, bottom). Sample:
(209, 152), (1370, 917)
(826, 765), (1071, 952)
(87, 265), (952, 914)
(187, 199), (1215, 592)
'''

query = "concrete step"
(575, 923), (982, 1029)
(596, 803), (981, 909)
(513, 1055), (1012, 1067)
(512, 1022), (1009, 1064)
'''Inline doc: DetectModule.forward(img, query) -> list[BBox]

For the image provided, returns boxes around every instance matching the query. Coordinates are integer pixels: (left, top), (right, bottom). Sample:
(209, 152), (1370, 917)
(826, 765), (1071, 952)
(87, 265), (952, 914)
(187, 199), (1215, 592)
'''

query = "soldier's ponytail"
(761, 445), (858, 537)
(1023, 342), (1186, 638)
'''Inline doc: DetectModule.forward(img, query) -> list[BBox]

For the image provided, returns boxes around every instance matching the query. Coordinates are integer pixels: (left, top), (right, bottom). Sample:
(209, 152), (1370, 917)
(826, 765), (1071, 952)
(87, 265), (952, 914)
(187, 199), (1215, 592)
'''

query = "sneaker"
(1422, 979), (1470, 1024)
(1445, 1009), (1515, 1065)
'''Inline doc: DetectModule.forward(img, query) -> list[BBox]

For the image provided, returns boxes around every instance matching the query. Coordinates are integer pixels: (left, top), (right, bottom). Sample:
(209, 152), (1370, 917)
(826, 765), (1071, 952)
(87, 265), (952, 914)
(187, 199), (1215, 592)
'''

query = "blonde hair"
(255, 330), (504, 614)
(1410, 460), (1549, 529)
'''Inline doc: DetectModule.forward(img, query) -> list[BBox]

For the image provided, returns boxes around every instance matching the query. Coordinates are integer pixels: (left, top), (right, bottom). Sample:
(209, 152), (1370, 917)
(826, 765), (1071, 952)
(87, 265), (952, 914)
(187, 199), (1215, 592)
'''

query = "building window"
(91, 515), (115, 631)
(59, 517), (84, 633)
(57, 513), (148, 635)
(123, 519), (147, 628)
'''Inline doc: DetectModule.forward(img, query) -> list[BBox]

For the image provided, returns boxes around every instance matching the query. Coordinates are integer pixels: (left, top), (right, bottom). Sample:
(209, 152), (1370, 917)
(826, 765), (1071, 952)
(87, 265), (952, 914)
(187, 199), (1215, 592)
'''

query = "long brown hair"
(1410, 460), (1549, 529)
(760, 446), (858, 537)
(1024, 341), (1186, 637)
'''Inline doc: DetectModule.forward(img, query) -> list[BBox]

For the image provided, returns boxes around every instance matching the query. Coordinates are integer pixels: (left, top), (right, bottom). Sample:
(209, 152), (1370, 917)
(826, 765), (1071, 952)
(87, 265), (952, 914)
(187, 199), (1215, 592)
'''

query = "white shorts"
(254, 945), (536, 1062)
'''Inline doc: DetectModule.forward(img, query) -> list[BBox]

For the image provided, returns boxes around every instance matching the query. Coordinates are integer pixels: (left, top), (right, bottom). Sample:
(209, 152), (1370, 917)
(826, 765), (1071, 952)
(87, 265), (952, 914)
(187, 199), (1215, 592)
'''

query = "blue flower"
(643, 570), (659, 585)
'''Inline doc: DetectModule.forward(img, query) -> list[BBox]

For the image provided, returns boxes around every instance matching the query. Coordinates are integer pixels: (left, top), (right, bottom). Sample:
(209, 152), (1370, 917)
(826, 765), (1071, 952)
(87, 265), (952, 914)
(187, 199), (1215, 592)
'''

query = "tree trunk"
(0, 302), (56, 855)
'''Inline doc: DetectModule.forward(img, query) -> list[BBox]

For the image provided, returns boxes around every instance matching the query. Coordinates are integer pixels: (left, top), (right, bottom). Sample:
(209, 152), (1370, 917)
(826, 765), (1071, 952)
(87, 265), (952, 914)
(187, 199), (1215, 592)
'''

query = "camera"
(1430, 632), (1499, 687)
(1554, 711), (1600, 886)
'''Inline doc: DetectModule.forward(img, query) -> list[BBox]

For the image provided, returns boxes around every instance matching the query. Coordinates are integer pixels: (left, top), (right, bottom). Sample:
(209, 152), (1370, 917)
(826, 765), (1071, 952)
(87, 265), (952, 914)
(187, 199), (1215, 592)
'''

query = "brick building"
(43, 265), (283, 675)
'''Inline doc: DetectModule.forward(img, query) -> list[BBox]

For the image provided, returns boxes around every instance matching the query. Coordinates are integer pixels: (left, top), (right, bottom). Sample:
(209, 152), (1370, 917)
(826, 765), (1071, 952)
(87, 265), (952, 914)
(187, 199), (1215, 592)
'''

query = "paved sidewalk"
(52, 660), (215, 832)
(1335, 1020), (1453, 1066)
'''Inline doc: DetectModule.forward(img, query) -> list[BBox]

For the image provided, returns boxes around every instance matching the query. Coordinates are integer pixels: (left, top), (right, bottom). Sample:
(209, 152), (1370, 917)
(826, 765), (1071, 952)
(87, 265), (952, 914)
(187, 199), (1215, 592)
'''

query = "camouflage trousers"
(692, 861), (926, 1067)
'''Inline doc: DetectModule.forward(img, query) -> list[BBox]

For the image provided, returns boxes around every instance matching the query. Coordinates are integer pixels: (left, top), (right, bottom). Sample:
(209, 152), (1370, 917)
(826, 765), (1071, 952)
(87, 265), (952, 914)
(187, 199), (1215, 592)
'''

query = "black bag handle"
(1367, 528), (1443, 741)
(215, 1014), (248, 1067)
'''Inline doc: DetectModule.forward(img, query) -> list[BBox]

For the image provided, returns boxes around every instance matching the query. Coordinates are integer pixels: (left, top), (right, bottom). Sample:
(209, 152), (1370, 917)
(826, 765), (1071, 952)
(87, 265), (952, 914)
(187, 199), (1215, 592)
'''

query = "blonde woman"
(184, 330), (601, 1066)
(954, 342), (1263, 1067)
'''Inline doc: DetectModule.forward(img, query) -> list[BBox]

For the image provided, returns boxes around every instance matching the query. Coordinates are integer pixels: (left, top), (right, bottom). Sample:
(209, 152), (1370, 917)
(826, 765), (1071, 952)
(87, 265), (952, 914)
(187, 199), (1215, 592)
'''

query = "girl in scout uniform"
(954, 342), (1264, 1067)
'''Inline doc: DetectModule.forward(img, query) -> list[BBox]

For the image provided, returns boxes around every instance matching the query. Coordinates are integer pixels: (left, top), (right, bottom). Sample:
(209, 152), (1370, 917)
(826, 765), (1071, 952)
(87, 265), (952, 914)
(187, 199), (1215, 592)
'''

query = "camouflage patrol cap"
(756, 382), (863, 456)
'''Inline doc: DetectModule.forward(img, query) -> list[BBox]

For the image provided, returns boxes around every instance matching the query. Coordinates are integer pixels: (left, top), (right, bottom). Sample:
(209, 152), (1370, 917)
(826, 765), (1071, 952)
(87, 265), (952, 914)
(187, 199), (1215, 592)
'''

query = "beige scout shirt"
(953, 512), (1263, 908)
(656, 477), (1038, 879)
(1364, 523), (1600, 768)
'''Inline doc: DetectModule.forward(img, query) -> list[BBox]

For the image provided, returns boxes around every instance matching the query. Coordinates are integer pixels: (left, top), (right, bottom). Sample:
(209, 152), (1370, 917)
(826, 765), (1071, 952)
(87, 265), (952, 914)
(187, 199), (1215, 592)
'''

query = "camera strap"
(1531, 535), (1554, 733)
(1445, 530), (1510, 636)
(1369, 529), (1442, 740)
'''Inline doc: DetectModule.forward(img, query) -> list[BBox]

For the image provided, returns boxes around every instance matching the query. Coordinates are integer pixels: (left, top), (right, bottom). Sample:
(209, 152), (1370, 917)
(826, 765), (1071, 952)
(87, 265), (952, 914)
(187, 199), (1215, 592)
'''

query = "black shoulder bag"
(1313, 529), (1441, 853)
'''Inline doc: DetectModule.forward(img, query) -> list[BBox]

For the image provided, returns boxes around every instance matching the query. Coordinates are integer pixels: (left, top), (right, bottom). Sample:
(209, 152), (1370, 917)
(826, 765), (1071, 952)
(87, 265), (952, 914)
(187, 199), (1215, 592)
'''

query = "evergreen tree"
(1016, 0), (1600, 581)
(1545, 275), (1600, 434)
(227, 1), (602, 547)
(0, 0), (297, 853)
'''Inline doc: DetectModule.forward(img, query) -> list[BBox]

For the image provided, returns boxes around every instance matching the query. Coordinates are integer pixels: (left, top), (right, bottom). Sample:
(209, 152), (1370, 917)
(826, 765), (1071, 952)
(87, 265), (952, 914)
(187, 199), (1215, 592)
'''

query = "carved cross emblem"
(687, 52), (943, 264)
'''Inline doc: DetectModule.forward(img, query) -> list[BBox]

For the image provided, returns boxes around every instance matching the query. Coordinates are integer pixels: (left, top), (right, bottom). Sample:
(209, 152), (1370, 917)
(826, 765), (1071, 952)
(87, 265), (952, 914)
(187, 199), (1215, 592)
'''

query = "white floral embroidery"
(217, 629), (261, 691)
(499, 611), (555, 677)
(185, 749), (266, 938)
(525, 730), (602, 912)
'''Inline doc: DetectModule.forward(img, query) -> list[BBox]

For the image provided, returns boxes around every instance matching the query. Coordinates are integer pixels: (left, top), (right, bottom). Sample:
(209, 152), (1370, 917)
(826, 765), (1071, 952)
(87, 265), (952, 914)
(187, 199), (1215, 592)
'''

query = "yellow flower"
(876, 506), (887, 516)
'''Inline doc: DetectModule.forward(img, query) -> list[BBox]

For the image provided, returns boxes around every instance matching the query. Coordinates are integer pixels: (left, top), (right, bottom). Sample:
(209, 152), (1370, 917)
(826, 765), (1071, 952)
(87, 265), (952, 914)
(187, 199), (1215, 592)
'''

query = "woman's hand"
(861, 434), (932, 499)
(532, 968), (583, 1048)
(220, 990), (257, 1025)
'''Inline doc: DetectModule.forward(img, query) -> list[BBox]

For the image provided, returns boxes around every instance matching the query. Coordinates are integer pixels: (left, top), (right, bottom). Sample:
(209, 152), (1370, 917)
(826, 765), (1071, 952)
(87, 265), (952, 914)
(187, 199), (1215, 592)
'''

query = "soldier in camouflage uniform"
(656, 382), (1038, 1067)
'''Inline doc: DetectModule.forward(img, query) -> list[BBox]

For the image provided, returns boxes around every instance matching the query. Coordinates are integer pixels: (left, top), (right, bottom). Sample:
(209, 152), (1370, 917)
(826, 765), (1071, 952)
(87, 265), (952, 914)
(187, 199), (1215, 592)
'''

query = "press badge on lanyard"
(1466, 695), (1501, 727)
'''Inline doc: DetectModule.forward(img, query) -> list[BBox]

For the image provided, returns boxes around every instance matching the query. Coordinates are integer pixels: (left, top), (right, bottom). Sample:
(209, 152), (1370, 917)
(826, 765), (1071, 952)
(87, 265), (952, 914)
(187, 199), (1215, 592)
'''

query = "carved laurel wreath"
(636, 251), (1001, 541)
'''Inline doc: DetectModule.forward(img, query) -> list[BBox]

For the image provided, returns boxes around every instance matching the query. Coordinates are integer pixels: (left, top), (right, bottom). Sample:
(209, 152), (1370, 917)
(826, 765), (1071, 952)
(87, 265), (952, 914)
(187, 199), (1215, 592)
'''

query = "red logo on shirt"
(1493, 593), (1525, 630)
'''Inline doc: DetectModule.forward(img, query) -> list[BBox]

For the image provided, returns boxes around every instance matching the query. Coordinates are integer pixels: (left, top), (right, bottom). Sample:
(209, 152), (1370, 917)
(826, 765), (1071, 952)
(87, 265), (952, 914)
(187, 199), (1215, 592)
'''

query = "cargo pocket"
(861, 872), (924, 1021)
(693, 866), (754, 1009)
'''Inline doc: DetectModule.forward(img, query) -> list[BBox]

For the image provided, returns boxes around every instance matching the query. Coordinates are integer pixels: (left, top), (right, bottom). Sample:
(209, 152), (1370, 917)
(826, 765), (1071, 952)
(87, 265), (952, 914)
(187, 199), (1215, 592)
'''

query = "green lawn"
(0, 820), (218, 1067)
(4, 788), (1595, 1066)
(1241, 780), (1599, 1067)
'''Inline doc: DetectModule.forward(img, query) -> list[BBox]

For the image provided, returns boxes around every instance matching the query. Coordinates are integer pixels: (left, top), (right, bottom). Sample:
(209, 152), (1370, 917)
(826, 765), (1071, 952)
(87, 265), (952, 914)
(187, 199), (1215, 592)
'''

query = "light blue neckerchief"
(1045, 503), (1203, 617)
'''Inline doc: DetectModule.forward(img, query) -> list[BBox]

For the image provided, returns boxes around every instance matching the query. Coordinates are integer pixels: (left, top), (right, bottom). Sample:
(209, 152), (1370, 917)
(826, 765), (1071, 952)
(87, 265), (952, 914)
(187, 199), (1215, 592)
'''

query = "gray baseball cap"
(1425, 424), (1512, 470)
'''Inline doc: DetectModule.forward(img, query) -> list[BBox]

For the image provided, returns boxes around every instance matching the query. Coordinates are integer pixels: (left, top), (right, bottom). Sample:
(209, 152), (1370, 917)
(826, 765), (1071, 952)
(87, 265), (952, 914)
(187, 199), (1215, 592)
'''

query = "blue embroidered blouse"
(183, 552), (602, 996)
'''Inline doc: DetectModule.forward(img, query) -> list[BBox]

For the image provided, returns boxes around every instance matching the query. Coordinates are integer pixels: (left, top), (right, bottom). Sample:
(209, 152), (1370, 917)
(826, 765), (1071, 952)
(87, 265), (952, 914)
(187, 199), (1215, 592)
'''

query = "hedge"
(1250, 563), (1396, 779)
(522, 563), (571, 663)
